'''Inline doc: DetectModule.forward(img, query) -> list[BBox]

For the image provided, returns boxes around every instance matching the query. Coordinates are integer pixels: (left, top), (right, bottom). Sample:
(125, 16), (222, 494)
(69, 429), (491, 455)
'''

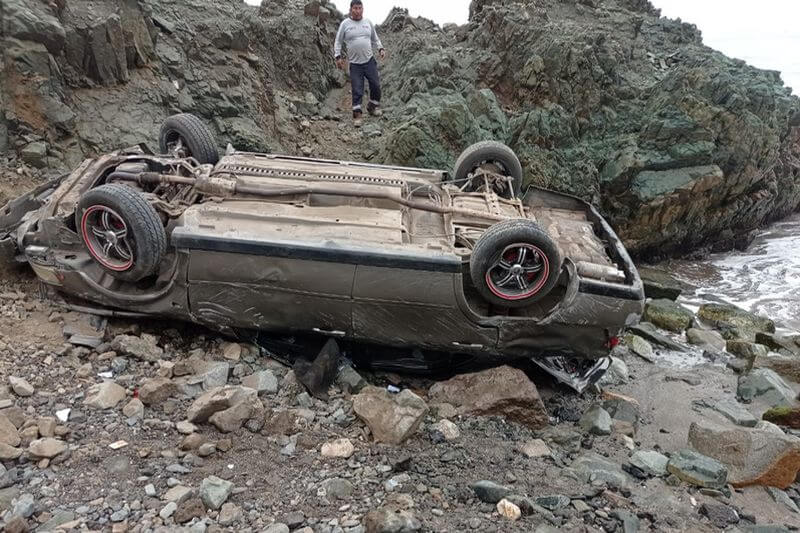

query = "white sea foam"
(650, 213), (800, 367)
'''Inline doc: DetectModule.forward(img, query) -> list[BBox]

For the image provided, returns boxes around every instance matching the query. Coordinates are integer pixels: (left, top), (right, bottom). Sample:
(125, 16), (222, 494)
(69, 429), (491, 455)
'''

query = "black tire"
(453, 141), (523, 198)
(470, 219), (562, 308)
(158, 113), (219, 165)
(75, 184), (167, 282)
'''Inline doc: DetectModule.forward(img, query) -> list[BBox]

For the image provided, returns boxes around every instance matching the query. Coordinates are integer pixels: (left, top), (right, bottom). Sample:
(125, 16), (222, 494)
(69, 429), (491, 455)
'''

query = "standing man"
(334, 0), (386, 127)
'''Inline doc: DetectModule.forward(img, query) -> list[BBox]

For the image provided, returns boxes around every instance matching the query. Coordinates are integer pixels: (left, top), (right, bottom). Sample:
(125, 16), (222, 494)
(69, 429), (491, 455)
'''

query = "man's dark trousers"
(350, 57), (381, 112)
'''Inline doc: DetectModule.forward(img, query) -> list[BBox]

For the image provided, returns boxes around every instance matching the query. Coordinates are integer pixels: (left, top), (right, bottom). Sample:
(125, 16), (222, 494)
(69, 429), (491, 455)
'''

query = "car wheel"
(470, 219), (562, 308)
(76, 184), (167, 282)
(158, 113), (220, 164)
(453, 141), (523, 198)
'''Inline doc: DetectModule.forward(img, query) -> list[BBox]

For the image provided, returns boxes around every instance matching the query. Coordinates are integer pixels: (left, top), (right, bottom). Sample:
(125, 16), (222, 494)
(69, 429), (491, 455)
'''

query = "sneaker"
(367, 104), (383, 117)
(353, 110), (363, 127)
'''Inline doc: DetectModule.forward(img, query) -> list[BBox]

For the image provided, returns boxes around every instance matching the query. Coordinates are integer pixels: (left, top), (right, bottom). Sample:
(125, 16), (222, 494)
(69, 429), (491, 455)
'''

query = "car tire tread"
(158, 113), (220, 165)
(469, 218), (562, 308)
(76, 184), (167, 282)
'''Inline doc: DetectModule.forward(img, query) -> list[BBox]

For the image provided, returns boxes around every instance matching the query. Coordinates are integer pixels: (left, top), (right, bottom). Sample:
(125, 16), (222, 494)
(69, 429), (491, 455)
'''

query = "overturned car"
(0, 114), (644, 390)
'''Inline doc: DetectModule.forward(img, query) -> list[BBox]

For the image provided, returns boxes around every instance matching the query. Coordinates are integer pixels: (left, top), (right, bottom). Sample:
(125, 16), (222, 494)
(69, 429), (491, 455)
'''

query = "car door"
(351, 264), (498, 352)
(185, 248), (354, 336)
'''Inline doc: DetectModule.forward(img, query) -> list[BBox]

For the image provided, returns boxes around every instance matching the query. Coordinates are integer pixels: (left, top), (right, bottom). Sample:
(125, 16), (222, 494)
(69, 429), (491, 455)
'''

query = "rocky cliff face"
(2, 0), (799, 259)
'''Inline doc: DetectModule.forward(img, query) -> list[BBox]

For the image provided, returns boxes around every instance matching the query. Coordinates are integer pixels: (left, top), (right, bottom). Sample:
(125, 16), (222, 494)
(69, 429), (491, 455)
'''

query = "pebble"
(9, 376), (34, 397)
(160, 502), (177, 520)
(496, 498), (521, 521)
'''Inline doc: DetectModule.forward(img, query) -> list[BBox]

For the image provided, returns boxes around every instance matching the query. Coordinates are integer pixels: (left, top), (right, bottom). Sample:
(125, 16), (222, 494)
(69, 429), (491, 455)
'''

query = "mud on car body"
(0, 114), (644, 391)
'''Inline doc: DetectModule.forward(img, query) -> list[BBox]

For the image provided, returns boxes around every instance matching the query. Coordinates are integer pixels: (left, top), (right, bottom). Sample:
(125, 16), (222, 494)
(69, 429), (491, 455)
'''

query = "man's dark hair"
(350, 0), (362, 6)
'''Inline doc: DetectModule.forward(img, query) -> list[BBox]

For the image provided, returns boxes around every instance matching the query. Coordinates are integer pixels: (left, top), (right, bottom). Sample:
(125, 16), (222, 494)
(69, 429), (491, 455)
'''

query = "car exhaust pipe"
(110, 170), (511, 222)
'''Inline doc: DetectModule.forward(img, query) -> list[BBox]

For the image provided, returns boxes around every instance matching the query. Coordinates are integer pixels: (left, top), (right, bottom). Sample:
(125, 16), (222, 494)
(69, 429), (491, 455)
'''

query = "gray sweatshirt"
(334, 17), (383, 65)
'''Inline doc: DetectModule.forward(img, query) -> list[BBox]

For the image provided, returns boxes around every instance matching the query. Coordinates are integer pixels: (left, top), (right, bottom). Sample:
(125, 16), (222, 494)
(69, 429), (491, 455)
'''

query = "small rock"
(174, 497), (205, 524)
(262, 524), (290, 533)
(336, 364), (367, 393)
(241, 370), (278, 395)
(321, 477), (353, 500)
(666, 449), (728, 489)
(200, 476), (233, 510)
(352, 386), (428, 444)
(218, 502), (243, 526)
(567, 453), (630, 489)
(429, 419), (460, 441)
(13, 493), (35, 518)
(696, 398), (757, 427)
(321, 438), (355, 458)
(0, 415), (20, 447)
(176, 420), (198, 434)
(28, 438), (67, 459)
(111, 334), (164, 362)
(363, 508), (421, 532)
(160, 502), (177, 520)
(624, 334), (655, 361)
(84, 381), (126, 409)
(738, 369), (796, 407)
(686, 328), (727, 351)
(496, 498), (521, 521)
(469, 480), (512, 503)
(579, 405), (612, 435)
(222, 342), (242, 361)
(598, 357), (628, 386)
(519, 439), (551, 458)
(8, 377), (33, 397)
(122, 398), (144, 419)
(138, 378), (176, 405)
(630, 450), (669, 477)
(197, 443), (216, 457)
(700, 502), (740, 528)
(0, 443), (23, 460)
(766, 487), (800, 513)
(536, 494), (570, 511)
(37, 417), (56, 438)
(163, 485), (194, 504)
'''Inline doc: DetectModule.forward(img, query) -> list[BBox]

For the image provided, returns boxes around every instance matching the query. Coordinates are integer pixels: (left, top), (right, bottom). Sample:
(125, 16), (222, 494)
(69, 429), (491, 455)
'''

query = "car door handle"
(452, 342), (484, 349)
(313, 328), (346, 337)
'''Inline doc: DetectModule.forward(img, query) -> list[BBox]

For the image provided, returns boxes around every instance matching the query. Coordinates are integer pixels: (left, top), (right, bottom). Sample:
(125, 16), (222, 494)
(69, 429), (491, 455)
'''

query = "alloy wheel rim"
(81, 206), (134, 271)
(485, 242), (549, 300)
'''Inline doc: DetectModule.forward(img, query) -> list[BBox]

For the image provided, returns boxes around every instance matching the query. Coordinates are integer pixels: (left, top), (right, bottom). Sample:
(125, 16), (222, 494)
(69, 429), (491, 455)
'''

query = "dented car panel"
(1, 143), (645, 369)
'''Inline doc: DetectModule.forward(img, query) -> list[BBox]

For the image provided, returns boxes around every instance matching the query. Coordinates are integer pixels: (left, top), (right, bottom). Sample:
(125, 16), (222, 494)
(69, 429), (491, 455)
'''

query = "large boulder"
(642, 299), (694, 332)
(4, 0), (66, 54)
(428, 366), (548, 429)
(762, 407), (800, 429)
(697, 304), (775, 336)
(755, 332), (800, 357)
(688, 420), (800, 488)
(352, 387), (428, 445)
(756, 355), (800, 384)
(636, 266), (684, 300)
